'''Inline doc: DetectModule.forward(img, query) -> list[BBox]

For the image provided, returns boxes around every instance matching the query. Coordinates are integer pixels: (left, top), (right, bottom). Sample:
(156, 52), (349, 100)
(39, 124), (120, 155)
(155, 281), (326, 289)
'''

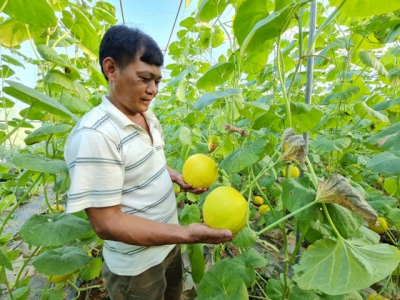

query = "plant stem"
(241, 151), (280, 196)
(0, 106), (32, 145)
(256, 200), (317, 236)
(14, 247), (40, 285)
(0, 176), (41, 235)
(276, 36), (292, 128)
(39, 278), (51, 300)
(321, 203), (342, 238)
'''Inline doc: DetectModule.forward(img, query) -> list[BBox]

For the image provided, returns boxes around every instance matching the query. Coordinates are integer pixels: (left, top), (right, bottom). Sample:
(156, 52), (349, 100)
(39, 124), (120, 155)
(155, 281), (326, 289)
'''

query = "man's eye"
(141, 77), (151, 82)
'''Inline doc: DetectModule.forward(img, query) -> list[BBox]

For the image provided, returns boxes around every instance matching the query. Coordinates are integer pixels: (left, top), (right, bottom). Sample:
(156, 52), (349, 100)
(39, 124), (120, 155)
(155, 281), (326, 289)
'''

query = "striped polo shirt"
(64, 95), (178, 276)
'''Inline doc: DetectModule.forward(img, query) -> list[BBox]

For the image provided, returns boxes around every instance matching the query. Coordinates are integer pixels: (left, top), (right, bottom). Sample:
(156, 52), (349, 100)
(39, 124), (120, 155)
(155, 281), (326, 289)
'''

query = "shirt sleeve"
(64, 128), (124, 213)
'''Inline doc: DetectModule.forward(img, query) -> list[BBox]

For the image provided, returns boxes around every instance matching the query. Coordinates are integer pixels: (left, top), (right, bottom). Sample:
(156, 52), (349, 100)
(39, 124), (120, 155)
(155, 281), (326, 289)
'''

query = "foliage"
(0, 0), (400, 299)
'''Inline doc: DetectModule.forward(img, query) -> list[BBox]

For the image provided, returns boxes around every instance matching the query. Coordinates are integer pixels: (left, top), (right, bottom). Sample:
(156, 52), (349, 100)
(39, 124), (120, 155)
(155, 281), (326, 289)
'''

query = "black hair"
(99, 25), (164, 80)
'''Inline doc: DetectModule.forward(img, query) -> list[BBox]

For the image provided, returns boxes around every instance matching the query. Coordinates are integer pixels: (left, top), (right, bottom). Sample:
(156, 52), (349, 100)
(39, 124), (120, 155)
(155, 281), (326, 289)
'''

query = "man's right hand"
(187, 223), (233, 244)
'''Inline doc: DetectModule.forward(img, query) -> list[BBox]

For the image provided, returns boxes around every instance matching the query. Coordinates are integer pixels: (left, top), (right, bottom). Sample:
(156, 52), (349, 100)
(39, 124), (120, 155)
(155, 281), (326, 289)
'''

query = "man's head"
(99, 25), (164, 80)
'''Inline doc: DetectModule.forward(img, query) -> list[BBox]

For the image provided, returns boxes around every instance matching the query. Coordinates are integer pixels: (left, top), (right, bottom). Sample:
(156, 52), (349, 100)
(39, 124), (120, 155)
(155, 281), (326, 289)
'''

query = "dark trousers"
(102, 245), (183, 300)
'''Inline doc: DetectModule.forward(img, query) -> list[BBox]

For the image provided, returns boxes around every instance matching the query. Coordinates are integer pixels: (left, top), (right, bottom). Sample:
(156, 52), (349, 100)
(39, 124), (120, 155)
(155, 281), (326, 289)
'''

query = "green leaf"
(1, 54), (25, 68)
(0, 194), (15, 212)
(326, 204), (364, 240)
(33, 246), (93, 276)
(179, 127), (191, 146)
(231, 249), (267, 287)
(179, 204), (201, 226)
(359, 51), (388, 77)
(219, 139), (267, 173)
(37, 45), (80, 80)
(6, 287), (30, 300)
(313, 136), (352, 154)
(12, 153), (68, 174)
(187, 243), (205, 284)
(373, 97), (400, 111)
(233, 227), (256, 248)
(353, 102), (389, 123)
(241, 0), (311, 56)
(24, 124), (71, 145)
(80, 257), (102, 282)
(293, 237), (400, 295)
(329, 0), (400, 17)
(0, 247), (13, 270)
(291, 103), (324, 133)
(265, 279), (285, 300)
(3, 81), (78, 121)
(68, 5), (100, 58)
(197, 259), (248, 300)
(93, 1), (117, 25)
(0, 65), (15, 78)
(281, 178), (319, 221)
(19, 214), (93, 246)
(1, 0), (56, 27)
(365, 122), (400, 152)
(0, 18), (44, 47)
(367, 152), (400, 175)
(195, 0), (228, 22)
(233, 0), (270, 46)
(195, 88), (242, 110)
(320, 87), (360, 104)
(59, 93), (92, 114)
(196, 62), (235, 90)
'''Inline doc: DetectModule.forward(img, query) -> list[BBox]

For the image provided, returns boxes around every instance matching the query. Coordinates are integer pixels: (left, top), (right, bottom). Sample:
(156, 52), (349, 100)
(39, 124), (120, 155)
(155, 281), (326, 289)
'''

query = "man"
(64, 25), (232, 300)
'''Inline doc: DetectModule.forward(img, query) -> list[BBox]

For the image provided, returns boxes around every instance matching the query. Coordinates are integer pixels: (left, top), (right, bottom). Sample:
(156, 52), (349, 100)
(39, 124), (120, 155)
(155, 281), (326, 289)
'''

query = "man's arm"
(85, 205), (232, 246)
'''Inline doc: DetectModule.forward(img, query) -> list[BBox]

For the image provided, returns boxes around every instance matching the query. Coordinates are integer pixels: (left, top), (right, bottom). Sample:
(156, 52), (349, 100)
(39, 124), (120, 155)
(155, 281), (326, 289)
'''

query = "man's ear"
(102, 57), (117, 82)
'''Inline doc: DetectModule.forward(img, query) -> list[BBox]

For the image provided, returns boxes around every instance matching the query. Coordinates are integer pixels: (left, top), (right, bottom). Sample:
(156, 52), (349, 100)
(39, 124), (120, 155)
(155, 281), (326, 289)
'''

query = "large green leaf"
(12, 153), (68, 174)
(293, 237), (400, 295)
(0, 65), (14, 78)
(197, 259), (248, 300)
(353, 102), (389, 123)
(233, 0), (270, 46)
(282, 178), (320, 221)
(80, 257), (102, 282)
(0, 0), (56, 27)
(312, 136), (352, 154)
(365, 122), (400, 152)
(187, 243), (205, 284)
(196, 62), (235, 90)
(68, 5), (100, 58)
(195, 88), (242, 110)
(219, 139), (267, 173)
(241, 0), (311, 55)
(24, 124), (71, 145)
(330, 0), (400, 17)
(179, 204), (201, 226)
(0, 18), (43, 47)
(290, 103), (324, 133)
(37, 45), (80, 80)
(359, 51), (388, 77)
(93, 1), (117, 25)
(33, 246), (93, 276)
(373, 97), (400, 111)
(231, 249), (267, 287)
(3, 81), (78, 121)
(59, 93), (93, 114)
(195, 0), (228, 22)
(367, 152), (400, 175)
(19, 214), (93, 247)
(320, 87), (360, 104)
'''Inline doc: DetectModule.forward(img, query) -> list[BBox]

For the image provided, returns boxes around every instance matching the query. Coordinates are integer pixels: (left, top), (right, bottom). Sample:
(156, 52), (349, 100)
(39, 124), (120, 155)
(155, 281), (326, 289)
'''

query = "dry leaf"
(316, 174), (378, 223)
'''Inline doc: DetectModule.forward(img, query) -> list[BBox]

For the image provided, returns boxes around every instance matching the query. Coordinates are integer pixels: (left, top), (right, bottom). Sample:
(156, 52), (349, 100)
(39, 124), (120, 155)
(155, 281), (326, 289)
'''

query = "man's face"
(108, 58), (162, 117)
